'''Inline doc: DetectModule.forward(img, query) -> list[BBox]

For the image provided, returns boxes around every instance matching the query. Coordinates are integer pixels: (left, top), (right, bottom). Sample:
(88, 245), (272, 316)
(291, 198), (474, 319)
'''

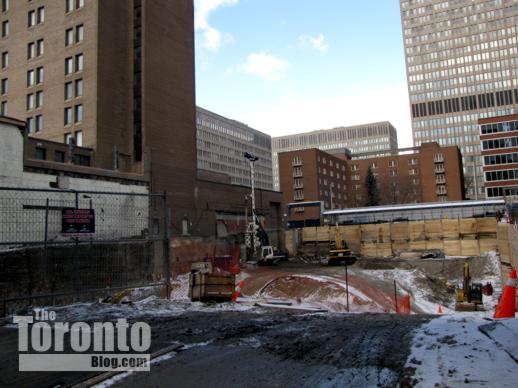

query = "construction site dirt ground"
(0, 252), (515, 387)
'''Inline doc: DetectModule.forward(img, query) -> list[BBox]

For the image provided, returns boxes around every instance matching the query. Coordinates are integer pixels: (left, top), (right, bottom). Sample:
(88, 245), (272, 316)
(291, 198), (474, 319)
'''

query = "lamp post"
(244, 152), (259, 260)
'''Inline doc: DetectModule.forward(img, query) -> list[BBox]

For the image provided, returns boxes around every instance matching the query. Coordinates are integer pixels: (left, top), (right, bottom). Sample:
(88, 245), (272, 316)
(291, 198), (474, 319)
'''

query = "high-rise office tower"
(400, 0), (518, 198)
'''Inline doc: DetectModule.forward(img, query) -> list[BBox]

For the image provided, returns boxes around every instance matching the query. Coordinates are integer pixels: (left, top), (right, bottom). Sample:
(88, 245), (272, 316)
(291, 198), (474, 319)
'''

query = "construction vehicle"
(328, 226), (356, 266)
(246, 215), (288, 265)
(455, 261), (484, 311)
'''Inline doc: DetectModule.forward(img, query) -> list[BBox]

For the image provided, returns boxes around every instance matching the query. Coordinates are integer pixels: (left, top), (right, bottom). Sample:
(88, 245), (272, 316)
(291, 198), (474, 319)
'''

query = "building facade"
(479, 113), (518, 197)
(278, 142), (464, 225)
(400, 0), (518, 199)
(272, 122), (398, 190)
(196, 107), (273, 190)
(0, 1), (283, 242)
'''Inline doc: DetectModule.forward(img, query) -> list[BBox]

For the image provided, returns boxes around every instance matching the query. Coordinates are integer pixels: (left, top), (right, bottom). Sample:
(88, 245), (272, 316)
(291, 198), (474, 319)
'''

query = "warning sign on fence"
(61, 208), (95, 235)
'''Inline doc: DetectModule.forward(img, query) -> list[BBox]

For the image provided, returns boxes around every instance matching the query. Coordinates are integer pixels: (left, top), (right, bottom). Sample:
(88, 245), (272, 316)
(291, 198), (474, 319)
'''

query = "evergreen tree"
(365, 166), (379, 206)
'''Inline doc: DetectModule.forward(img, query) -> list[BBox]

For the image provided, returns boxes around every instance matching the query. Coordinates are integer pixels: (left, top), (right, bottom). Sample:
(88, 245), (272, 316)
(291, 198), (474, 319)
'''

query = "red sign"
(61, 208), (95, 235)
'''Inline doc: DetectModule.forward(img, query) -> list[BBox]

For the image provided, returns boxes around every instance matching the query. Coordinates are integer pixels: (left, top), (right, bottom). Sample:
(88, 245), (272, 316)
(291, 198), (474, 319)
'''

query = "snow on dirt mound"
(258, 274), (387, 313)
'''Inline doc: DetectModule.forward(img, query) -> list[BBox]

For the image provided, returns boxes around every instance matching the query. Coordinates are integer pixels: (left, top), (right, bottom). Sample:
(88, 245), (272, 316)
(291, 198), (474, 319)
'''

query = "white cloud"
(299, 34), (329, 52)
(194, 0), (238, 51)
(231, 82), (413, 147)
(240, 52), (291, 81)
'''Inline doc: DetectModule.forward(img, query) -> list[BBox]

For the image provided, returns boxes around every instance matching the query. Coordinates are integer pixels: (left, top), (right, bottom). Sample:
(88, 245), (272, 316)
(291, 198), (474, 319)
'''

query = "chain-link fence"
(0, 187), (168, 316)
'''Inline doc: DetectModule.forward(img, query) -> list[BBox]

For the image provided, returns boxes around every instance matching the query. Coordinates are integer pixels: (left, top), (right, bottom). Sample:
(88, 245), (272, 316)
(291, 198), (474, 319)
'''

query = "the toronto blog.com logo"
(13, 308), (151, 372)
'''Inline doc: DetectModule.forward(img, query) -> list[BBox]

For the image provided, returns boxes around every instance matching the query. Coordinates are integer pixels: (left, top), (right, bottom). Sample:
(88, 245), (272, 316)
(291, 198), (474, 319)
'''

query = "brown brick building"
(0, 1), (283, 242)
(279, 142), (465, 225)
(479, 114), (518, 198)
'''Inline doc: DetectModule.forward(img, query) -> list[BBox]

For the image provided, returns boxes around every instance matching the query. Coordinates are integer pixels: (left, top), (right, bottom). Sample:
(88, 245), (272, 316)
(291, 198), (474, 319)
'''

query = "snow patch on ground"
(406, 315), (518, 387)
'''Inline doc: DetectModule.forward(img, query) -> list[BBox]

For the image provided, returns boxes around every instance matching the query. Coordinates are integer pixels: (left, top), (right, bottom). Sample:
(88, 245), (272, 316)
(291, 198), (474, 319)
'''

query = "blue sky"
(194, 0), (413, 147)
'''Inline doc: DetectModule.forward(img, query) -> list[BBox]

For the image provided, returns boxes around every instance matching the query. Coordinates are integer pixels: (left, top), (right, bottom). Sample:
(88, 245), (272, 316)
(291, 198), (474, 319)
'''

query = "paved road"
(0, 309), (432, 387)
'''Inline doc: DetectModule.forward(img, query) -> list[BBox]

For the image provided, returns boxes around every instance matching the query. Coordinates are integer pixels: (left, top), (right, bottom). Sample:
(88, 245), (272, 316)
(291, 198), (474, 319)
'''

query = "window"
(76, 24), (84, 42)
(65, 28), (73, 46)
(1, 20), (8, 37)
(35, 114), (43, 132)
(27, 70), (35, 86)
(64, 107), (72, 125)
(65, 57), (73, 74)
(35, 90), (43, 107)
(75, 130), (83, 146)
(74, 104), (83, 123)
(76, 0), (84, 9)
(389, 170), (399, 177)
(27, 42), (35, 59)
(28, 10), (36, 27)
(0, 101), (7, 115)
(1, 51), (7, 69)
(55, 150), (65, 163)
(408, 158), (418, 165)
(0, 78), (7, 95)
(27, 117), (34, 133)
(36, 66), (43, 84)
(64, 132), (73, 145)
(37, 6), (44, 23)
(66, 0), (73, 13)
(26, 93), (34, 110)
(369, 162), (378, 169)
(75, 79), (83, 96)
(388, 160), (397, 167)
(65, 82), (73, 99)
(35, 147), (46, 160)
(1, 0), (8, 13)
(75, 53), (83, 71)
(36, 39), (44, 56)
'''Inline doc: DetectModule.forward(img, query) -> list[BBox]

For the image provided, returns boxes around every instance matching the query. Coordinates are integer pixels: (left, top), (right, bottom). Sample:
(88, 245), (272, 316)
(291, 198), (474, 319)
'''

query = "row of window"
(28, 7), (45, 27)
(487, 186), (518, 198)
(64, 104), (83, 125)
(485, 169), (518, 182)
(484, 152), (518, 166)
(27, 39), (44, 59)
(482, 137), (518, 151)
(66, 0), (85, 13)
(27, 114), (43, 133)
(34, 146), (89, 166)
(481, 120), (518, 135)
(65, 54), (84, 74)
(412, 89), (518, 118)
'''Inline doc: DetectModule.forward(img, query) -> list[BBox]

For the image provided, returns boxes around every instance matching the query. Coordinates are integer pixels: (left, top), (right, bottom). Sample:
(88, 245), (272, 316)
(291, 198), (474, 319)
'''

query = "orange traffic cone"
(438, 306), (443, 314)
(494, 269), (517, 319)
(232, 280), (245, 303)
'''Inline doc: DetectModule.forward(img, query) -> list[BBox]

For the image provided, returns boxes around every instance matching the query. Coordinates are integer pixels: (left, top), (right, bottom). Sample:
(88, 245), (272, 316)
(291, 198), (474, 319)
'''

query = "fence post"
(163, 192), (171, 299)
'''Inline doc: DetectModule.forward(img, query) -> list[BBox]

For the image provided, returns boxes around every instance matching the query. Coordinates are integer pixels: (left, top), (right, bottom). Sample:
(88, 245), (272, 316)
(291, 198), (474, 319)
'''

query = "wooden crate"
(426, 239), (444, 250)
(377, 242), (393, 257)
(425, 220), (442, 239)
(409, 241), (427, 251)
(189, 272), (235, 301)
(361, 224), (378, 242)
(477, 218), (497, 234)
(443, 239), (461, 256)
(409, 221), (426, 241)
(391, 222), (409, 241)
(441, 219), (459, 239)
(459, 218), (477, 235)
(479, 238), (497, 254)
(460, 239), (480, 256)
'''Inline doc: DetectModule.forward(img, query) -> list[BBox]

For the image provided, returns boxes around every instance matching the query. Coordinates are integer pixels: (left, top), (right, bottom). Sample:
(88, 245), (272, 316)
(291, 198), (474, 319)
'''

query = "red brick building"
(279, 142), (465, 225)
(479, 114), (518, 198)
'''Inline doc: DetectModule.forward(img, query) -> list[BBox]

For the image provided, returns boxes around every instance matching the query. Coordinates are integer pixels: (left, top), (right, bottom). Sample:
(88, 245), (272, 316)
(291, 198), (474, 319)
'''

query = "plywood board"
(302, 227), (317, 243)
(317, 226), (331, 242)
(377, 243), (393, 257)
(361, 224), (378, 242)
(461, 239), (480, 256)
(476, 218), (497, 234)
(497, 223), (509, 241)
(425, 220), (442, 239)
(460, 218), (477, 235)
(426, 239), (444, 250)
(443, 240), (461, 256)
(409, 221), (426, 241)
(409, 241), (427, 251)
(441, 219), (459, 239)
(392, 241), (409, 253)
(479, 238), (497, 253)
(391, 222), (409, 241)
(377, 224), (391, 243)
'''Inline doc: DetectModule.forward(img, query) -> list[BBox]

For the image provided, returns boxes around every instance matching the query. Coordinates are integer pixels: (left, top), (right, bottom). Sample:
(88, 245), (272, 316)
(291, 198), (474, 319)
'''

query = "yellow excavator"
(455, 262), (483, 311)
(328, 226), (356, 266)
